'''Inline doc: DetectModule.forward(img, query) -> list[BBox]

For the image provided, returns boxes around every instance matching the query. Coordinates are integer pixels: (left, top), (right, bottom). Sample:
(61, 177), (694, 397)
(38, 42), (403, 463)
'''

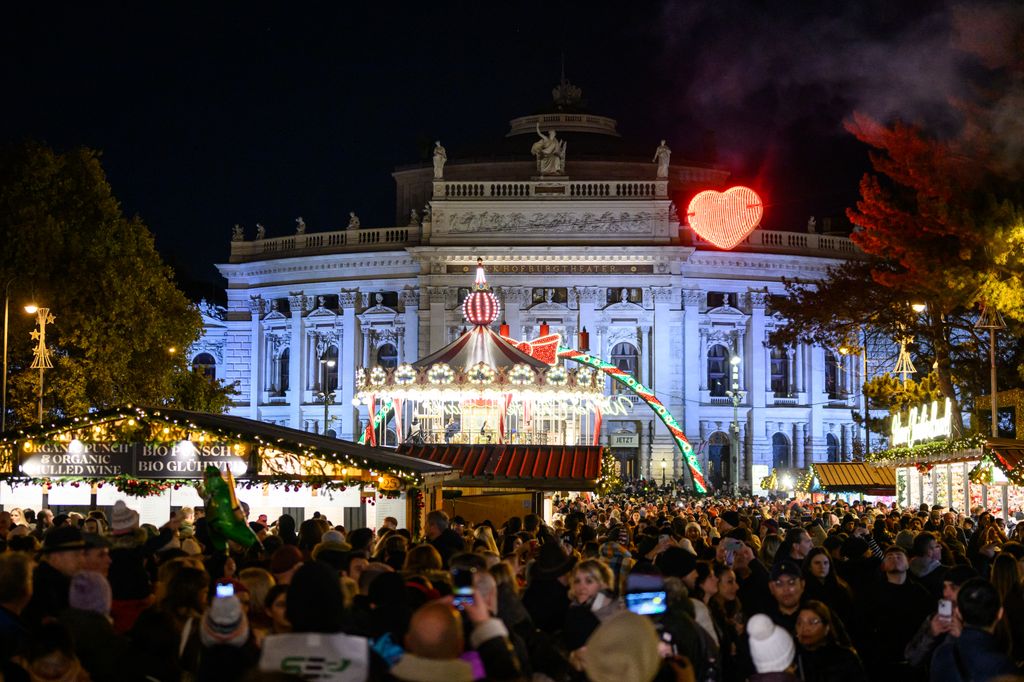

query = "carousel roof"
(412, 325), (549, 371)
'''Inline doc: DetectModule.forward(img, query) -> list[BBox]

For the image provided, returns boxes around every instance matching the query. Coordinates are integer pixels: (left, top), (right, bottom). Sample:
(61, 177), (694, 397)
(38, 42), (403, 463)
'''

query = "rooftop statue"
(531, 123), (566, 175)
(432, 140), (447, 179)
(653, 140), (671, 178)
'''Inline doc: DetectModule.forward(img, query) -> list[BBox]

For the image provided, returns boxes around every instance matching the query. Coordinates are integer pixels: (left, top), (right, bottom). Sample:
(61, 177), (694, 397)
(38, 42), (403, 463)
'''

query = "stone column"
(339, 290), (358, 440)
(682, 290), (702, 445)
(402, 289), (419, 363)
(639, 325), (651, 387)
(248, 296), (263, 420)
(428, 287), (446, 352)
(287, 292), (306, 429)
(747, 292), (769, 470)
(793, 423), (805, 468)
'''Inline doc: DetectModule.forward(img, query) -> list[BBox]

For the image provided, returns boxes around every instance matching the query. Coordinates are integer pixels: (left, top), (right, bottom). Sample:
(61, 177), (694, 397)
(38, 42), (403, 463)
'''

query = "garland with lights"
(865, 434), (988, 464)
(0, 405), (429, 492)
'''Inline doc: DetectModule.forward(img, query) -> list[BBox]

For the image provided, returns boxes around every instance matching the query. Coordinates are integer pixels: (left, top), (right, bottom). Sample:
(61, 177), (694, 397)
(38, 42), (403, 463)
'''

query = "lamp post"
(25, 304), (54, 424)
(660, 459), (666, 486)
(975, 303), (1006, 438)
(319, 358), (336, 436)
(725, 353), (744, 496)
(2, 278), (14, 433)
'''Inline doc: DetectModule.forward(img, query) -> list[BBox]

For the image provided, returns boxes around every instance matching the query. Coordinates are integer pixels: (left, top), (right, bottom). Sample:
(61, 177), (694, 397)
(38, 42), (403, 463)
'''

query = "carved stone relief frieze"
(438, 210), (655, 235)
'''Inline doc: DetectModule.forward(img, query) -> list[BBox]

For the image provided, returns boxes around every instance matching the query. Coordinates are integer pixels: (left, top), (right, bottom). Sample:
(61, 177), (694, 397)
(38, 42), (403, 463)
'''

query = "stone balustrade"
(438, 179), (665, 200)
(229, 225), (420, 263)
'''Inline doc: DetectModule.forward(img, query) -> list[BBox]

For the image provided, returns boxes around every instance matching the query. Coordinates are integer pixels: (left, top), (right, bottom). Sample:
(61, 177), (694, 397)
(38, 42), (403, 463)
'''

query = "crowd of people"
(1, 487), (1024, 682)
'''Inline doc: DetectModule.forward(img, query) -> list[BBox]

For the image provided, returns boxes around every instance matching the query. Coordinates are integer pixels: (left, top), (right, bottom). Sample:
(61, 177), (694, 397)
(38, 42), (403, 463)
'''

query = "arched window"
(772, 432), (790, 469)
(825, 351), (840, 398)
(826, 433), (841, 463)
(707, 431), (730, 491)
(770, 347), (790, 396)
(191, 353), (216, 380)
(376, 343), (398, 370)
(321, 346), (339, 392)
(610, 342), (638, 394)
(278, 348), (290, 393)
(707, 345), (729, 397)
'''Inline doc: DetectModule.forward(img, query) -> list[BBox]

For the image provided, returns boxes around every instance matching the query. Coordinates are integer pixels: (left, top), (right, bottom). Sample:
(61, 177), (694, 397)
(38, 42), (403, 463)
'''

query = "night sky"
(0, 1), (1006, 301)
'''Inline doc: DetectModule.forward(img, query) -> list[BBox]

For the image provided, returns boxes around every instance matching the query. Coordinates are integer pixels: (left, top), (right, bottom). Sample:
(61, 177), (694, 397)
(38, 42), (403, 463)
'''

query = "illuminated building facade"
(200, 83), (870, 490)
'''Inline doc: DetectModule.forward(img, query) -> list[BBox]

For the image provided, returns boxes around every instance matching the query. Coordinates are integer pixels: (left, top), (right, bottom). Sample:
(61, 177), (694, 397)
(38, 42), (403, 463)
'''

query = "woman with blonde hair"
(563, 559), (622, 654)
(473, 525), (500, 554)
(402, 544), (443, 574)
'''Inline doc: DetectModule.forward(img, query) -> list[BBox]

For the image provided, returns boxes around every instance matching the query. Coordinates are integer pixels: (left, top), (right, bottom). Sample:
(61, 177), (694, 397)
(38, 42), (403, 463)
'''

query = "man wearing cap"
(861, 544), (933, 677)
(766, 559), (804, 634)
(21, 525), (85, 628)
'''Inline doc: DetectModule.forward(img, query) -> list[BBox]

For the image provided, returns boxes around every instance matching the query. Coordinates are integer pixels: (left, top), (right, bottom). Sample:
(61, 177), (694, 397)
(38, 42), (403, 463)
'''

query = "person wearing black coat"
(794, 600), (867, 682)
(426, 510), (466, 568)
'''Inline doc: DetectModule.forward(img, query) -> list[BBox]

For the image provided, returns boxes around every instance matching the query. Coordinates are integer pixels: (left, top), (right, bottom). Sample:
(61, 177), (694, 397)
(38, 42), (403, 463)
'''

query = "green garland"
(865, 433), (988, 464)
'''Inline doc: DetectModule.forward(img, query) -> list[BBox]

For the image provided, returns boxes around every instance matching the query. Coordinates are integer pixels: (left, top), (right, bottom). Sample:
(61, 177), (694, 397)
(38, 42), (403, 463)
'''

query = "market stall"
(799, 461), (896, 503)
(0, 405), (450, 533)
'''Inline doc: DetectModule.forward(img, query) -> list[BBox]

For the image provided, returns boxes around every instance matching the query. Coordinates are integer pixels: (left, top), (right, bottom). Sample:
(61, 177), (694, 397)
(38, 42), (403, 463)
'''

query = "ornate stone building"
(201, 84), (871, 490)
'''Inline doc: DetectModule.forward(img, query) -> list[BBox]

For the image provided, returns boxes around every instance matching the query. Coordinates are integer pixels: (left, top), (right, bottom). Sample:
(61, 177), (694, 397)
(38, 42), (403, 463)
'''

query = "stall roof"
(810, 462), (896, 494)
(0, 405), (451, 478)
(398, 443), (602, 491)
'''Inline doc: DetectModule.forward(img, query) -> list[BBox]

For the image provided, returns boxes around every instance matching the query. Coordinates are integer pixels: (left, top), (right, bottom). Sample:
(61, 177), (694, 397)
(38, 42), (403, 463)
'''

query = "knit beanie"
(69, 571), (112, 617)
(110, 501), (140, 536)
(748, 614), (795, 673)
(200, 595), (250, 647)
(895, 529), (916, 552)
(582, 611), (661, 682)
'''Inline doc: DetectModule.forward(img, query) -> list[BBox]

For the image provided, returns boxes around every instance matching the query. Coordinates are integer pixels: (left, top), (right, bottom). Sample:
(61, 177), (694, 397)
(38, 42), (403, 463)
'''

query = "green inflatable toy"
(201, 465), (260, 552)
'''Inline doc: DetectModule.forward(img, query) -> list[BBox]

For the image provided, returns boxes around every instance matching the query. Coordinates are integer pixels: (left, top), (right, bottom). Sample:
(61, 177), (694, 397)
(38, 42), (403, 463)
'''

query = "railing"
(229, 225), (421, 263)
(441, 180), (664, 199)
(687, 228), (859, 258)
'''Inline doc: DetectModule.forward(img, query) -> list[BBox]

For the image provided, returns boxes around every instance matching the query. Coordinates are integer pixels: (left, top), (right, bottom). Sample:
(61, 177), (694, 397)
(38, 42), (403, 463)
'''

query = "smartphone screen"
(451, 568), (475, 609)
(626, 591), (667, 615)
(937, 598), (953, 621)
(215, 583), (235, 598)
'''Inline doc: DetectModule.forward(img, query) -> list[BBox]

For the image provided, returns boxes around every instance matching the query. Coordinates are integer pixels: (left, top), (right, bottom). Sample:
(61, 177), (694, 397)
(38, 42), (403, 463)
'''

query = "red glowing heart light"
(686, 186), (764, 250)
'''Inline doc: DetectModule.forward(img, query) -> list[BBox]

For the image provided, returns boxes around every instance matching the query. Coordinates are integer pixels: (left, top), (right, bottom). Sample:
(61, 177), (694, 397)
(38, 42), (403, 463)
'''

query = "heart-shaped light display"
(686, 186), (763, 250)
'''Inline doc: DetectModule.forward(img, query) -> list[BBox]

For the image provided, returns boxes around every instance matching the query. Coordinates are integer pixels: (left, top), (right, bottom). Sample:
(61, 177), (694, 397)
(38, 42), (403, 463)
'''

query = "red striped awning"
(398, 444), (603, 490)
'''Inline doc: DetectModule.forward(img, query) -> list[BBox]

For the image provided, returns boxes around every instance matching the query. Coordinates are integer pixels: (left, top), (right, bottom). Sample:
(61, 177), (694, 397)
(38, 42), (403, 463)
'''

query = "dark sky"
(0, 1), (1004, 300)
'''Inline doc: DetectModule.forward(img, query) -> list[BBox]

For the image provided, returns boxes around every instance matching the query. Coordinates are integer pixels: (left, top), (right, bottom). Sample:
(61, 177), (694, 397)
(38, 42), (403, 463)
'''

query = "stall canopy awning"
(398, 444), (603, 491)
(810, 462), (896, 494)
(988, 438), (1024, 470)
(0, 405), (451, 480)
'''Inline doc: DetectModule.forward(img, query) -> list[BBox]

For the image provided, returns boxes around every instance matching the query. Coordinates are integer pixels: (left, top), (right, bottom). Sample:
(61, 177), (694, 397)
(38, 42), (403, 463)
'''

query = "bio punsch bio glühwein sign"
(19, 441), (250, 479)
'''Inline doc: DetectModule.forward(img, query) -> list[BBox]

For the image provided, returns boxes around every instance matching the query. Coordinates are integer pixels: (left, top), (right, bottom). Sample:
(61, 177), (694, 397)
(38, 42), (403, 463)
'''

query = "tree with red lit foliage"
(770, 111), (1024, 439)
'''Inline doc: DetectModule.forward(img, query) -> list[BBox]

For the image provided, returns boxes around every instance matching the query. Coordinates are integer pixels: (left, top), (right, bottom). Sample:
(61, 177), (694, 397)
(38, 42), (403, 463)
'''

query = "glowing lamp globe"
(686, 186), (763, 250)
(462, 257), (501, 326)
(463, 290), (500, 326)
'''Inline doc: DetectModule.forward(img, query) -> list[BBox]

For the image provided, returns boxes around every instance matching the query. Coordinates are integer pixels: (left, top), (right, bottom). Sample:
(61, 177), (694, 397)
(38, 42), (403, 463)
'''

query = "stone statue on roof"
(232, 224), (244, 241)
(531, 123), (567, 175)
(295, 217), (306, 235)
(432, 141), (447, 179)
(653, 140), (671, 178)
(255, 223), (266, 240)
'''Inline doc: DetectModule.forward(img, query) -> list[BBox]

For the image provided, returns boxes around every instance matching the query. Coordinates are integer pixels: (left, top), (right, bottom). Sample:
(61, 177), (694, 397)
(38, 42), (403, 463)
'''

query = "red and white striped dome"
(462, 258), (500, 326)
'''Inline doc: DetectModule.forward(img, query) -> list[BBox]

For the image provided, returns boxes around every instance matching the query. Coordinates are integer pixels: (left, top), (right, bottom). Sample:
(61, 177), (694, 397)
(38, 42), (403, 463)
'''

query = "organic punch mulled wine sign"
(19, 441), (251, 479)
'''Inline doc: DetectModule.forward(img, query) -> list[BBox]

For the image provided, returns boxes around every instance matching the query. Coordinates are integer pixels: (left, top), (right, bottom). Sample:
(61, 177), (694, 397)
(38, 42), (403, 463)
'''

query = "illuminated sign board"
(890, 398), (953, 447)
(19, 441), (250, 479)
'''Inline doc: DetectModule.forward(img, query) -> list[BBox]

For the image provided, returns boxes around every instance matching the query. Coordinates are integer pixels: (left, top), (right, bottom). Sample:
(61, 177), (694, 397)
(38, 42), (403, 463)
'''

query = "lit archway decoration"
(556, 346), (706, 494)
(358, 345), (707, 494)
(686, 186), (763, 250)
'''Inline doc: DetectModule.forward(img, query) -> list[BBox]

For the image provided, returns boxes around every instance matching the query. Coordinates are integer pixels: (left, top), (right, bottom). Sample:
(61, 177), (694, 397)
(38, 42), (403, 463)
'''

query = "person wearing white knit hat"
(747, 613), (798, 680)
(109, 501), (140, 536)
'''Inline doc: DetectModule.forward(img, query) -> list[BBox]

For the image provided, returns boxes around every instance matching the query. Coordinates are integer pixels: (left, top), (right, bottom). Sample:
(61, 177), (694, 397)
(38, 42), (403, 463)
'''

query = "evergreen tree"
(0, 142), (221, 424)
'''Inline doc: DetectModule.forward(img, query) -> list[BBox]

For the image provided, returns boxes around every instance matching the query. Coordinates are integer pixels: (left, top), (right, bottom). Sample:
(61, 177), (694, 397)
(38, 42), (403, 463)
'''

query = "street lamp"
(725, 353), (745, 495)
(660, 459), (667, 486)
(319, 358), (336, 436)
(975, 302), (1006, 438)
(2, 278), (14, 433)
(26, 304), (54, 424)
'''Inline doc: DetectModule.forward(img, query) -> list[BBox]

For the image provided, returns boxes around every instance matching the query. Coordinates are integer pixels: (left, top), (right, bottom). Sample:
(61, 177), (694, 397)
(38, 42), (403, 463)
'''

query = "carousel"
(353, 259), (607, 448)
